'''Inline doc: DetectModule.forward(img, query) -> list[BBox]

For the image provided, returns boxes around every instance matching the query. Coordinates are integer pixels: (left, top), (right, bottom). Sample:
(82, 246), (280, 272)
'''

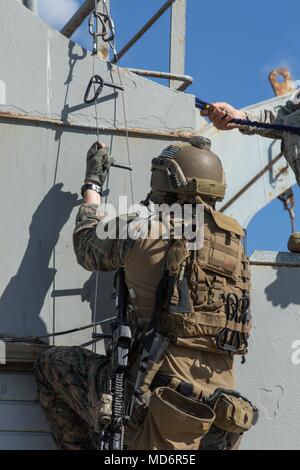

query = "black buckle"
(150, 373), (171, 390)
(150, 373), (194, 398)
(178, 382), (194, 398)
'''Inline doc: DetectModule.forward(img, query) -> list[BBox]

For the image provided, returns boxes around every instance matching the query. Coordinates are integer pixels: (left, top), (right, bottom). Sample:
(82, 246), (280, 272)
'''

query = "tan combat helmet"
(150, 136), (226, 204)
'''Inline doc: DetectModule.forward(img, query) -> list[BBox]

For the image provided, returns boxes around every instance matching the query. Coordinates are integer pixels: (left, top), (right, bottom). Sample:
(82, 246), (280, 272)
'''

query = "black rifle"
(98, 267), (132, 450)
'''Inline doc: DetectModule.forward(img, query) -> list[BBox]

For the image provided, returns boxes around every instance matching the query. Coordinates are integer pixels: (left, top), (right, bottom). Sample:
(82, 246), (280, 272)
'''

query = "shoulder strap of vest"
(208, 207), (244, 237)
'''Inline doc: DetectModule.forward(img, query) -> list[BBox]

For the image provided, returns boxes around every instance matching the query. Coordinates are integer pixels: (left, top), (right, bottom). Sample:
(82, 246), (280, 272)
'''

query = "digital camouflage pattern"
(34, 346), (111, 450)
(34, 344), (238, 450)
(73, 203), (135, 272)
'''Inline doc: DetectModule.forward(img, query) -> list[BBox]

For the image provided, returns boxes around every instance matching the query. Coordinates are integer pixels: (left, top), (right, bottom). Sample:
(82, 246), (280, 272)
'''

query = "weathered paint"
(0, 110), (193, 140)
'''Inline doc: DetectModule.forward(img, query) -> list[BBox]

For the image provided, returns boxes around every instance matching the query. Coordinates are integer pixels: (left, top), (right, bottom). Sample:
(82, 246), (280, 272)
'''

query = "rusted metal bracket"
(268, 67), (295, 97)
(127, 68), (193, 92)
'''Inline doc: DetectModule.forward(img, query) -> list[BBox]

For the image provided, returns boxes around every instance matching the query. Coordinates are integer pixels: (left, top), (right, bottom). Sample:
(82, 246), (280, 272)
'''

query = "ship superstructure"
(0, 0), (299, 449)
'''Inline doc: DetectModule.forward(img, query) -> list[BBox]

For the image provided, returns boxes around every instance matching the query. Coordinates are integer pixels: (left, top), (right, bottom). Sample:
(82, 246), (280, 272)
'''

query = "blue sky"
(38, 0), (300, 255)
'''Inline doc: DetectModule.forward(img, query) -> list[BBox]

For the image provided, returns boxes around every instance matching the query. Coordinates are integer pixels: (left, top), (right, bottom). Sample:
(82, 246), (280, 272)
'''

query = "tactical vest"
(124, 205), (251, 356)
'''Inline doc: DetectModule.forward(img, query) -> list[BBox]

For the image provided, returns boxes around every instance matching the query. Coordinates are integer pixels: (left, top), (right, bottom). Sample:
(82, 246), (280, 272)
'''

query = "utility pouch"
(128, 387), (216, 450)
(207, 388), (259, 434)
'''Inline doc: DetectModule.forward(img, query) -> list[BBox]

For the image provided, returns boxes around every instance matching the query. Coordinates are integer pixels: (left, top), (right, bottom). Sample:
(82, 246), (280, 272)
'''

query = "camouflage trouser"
(34, 346), (110, 450)
(35, 345), (243, 451)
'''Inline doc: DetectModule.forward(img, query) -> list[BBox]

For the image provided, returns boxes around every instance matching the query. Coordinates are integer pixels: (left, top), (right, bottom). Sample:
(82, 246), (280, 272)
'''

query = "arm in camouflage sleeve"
(240, 99), (300, 139)
(200, 99), (300, 139)
(73, 203), (133, 272)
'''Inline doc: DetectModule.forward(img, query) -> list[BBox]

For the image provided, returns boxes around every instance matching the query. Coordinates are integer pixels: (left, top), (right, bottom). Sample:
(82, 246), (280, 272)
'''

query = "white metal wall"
(0, 371), (56, 449)
(237, 251), (300, 450)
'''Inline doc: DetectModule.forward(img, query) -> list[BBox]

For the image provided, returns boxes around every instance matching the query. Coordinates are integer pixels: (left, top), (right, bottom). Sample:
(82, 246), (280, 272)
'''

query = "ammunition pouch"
(205, 388), (259, 435)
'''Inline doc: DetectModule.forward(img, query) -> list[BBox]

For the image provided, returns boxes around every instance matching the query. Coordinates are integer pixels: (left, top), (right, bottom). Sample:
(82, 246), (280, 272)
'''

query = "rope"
(89, 0), (135, 351)
(0, 317), (116, 343)
(102, 0), (135, 205)
(232, 118), (300, 136)
(195, 97), (300, 136)
(91, 0), (101, 353)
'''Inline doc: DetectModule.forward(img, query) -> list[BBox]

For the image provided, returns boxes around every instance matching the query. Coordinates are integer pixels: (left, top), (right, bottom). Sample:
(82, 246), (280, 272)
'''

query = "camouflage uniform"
(241, 98), (300, 184)
(35, 201), (250, 450)
(34, 346), (111, 450)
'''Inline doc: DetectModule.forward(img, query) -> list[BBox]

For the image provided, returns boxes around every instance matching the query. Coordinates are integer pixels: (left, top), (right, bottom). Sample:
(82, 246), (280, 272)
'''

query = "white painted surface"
(0, 371), (57, 449)
(0, 81), (6, 104)
(237, 251), (300, 450)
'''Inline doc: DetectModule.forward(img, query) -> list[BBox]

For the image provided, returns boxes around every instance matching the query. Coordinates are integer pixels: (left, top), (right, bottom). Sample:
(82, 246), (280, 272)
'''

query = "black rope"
(195, 97), (300, 136)
(0, 316), (116, 343)
(232, 118), (300, 136)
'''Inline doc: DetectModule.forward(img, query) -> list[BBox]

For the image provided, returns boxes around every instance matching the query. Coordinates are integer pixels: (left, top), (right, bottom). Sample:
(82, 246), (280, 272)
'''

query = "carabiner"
(84, 75), (104, 104)
(101, 14), (115, 43)
(89, 11), (115, 42)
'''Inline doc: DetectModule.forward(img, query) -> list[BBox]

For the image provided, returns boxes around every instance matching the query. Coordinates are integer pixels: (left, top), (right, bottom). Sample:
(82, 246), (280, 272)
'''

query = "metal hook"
(84, 75), (104, 104)
(84, 74), (124, 104)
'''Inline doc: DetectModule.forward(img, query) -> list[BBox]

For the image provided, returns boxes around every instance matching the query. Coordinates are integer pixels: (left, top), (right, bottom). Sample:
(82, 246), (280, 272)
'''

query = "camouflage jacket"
(240, 97), (300, 183)
(73, 203), (134, 272)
